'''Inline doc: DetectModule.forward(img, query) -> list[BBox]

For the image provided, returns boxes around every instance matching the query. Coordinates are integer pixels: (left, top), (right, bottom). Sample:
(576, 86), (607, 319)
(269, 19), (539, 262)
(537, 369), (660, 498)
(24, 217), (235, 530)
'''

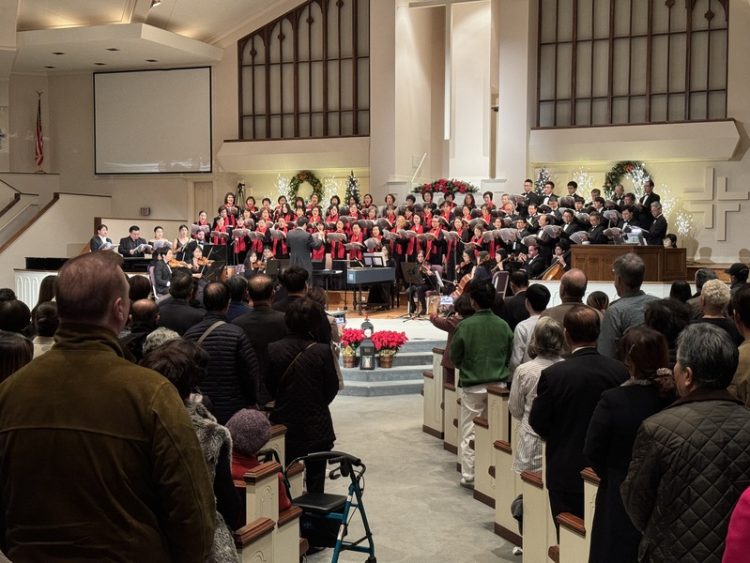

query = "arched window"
(238, 0), (370, 140)
(536, 0), (728, 127)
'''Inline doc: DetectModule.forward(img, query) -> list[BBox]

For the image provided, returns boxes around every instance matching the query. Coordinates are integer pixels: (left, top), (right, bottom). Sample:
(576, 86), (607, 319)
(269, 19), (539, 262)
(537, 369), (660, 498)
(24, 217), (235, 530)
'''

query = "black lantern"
(359, 316), (375, 370)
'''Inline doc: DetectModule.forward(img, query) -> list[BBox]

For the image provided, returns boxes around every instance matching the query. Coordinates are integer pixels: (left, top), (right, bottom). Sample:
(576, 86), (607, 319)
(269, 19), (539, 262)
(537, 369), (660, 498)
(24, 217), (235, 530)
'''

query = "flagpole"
(35, 91), (45, 174)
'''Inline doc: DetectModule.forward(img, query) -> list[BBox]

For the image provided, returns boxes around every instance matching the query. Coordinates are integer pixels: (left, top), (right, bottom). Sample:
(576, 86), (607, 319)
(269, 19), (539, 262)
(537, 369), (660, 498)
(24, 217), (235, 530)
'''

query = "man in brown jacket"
(0, 252), (216, 562)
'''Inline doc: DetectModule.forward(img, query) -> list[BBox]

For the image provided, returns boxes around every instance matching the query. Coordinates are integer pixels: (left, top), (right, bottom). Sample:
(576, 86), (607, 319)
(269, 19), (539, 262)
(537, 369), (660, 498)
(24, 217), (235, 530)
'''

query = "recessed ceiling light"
(106, 48), (120, 52)
(52, 52), (64, 55)
(94, 62), (106, 66)
(146, 59), (159, 63)
(44, 66), (55, 69)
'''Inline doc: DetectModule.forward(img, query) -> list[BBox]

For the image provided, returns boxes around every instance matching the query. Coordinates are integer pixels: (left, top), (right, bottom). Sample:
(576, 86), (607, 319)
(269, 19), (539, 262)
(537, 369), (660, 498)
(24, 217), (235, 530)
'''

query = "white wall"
(0, 193), (111, 289)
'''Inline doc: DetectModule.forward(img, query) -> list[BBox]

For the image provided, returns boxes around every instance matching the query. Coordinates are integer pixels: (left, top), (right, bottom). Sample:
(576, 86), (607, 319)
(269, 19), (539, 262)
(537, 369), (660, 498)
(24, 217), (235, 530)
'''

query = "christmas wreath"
(288, 170), (324, 202)
(604, 161), (653, 199)
(414, 178), (478, 197)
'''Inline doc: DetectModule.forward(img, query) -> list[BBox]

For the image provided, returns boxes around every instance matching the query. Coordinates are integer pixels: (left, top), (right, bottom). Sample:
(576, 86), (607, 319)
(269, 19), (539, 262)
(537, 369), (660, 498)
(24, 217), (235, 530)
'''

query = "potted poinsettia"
(340, 328), (365, 368)
(371, 330), (409, 368)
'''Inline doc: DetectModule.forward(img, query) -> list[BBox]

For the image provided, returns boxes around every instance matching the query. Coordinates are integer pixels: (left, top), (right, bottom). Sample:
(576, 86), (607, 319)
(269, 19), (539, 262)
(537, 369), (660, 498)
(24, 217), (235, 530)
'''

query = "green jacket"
(450, 310), (514, 387)
(0, 323), (216, 562)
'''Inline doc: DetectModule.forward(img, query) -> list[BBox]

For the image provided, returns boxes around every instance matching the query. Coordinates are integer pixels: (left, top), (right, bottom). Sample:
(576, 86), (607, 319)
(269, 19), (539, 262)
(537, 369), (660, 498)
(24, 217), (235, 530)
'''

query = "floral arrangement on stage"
(414, 178), (477, 197)
(372, 330), (408, 354)
(341, 328), (365, 356)
(371, 330), (409, 368)
(288, 170), (324, 203)
(603, 161), (653, 199)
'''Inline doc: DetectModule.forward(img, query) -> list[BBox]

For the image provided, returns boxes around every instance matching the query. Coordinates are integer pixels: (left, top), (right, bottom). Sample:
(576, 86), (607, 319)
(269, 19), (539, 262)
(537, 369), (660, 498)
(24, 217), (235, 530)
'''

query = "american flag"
(35, 94), (43, 168)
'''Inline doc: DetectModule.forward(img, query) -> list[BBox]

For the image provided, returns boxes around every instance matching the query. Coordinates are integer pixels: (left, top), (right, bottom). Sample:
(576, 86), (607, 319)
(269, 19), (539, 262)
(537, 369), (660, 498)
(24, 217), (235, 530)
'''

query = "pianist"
(118, 225), (148, 257)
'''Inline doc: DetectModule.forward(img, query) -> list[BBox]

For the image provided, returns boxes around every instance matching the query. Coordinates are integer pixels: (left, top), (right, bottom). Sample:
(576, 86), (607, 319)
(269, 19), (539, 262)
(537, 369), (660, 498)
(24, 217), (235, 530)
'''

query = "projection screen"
(94, 67), (212, 174)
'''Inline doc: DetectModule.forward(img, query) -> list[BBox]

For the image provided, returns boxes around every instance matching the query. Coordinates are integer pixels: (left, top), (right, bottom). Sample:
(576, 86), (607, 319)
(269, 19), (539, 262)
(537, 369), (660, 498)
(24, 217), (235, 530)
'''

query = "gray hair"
(142, 327), (180, 357)
(676, 324), (738, 389)
(527, 317), (565, 359)
(613, 253), (646, 292)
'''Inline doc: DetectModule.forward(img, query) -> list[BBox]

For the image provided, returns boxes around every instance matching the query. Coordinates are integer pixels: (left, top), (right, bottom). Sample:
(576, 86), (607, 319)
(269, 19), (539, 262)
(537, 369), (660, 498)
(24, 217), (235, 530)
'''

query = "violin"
(168, 258), (190, 268)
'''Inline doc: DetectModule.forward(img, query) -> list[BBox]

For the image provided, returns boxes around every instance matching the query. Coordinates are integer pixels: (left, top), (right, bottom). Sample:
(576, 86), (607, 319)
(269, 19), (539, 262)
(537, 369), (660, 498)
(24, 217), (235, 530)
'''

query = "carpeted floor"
(305, 394), (518, 563)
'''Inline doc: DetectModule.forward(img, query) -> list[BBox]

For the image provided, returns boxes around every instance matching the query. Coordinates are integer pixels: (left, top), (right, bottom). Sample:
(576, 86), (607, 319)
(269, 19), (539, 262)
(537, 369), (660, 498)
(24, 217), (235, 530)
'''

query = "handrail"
(0, 192), (112, 256)
(0, 177), (40, 197)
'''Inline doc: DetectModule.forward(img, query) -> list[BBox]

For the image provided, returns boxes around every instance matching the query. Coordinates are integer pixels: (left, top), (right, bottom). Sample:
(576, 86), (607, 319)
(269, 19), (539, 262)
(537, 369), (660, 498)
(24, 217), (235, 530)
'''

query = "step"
(339, 379), (424, 397)
(341, 364), (433, 382)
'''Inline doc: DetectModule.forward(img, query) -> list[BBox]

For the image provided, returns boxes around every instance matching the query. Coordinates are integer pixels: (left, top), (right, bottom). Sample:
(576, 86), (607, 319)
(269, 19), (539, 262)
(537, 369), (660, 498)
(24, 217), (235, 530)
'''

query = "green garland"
(288, 170), (324, 202)
(604, 161), (653, 199)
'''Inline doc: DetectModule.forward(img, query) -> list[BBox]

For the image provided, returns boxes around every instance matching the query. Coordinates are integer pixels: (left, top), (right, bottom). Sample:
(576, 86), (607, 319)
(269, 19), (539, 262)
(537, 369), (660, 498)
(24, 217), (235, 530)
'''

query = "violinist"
(153, 248), (173, 297)
(406, 251), (437, 317)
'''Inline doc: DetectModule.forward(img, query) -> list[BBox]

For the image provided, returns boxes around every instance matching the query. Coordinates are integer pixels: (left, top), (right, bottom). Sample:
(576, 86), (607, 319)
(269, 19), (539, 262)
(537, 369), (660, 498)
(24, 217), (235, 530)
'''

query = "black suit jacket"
(233, 305), (288, 404)
(500, 290), (529, 331)
(157, 297), (206, 335)
(646, 215), (668, 245)
(529, 348), (629, 494)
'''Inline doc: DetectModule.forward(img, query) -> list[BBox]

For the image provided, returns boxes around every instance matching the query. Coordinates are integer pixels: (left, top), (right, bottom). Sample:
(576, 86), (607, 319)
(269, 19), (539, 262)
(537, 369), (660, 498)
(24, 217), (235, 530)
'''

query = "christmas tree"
(344, 170), (361, 205)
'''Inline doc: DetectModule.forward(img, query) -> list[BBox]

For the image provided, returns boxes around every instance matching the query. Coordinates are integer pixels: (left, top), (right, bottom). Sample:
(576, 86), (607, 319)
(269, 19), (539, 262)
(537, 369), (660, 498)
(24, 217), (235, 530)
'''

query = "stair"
(339, 337), (444, 397)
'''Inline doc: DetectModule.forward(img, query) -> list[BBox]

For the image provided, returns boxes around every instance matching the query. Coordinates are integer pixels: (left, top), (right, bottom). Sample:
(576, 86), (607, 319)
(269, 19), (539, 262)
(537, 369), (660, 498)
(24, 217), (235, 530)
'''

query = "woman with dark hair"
(0, 330), (34, 383)
(141, 339), (241, 562)
(669, 280), (692, 303)
(584, 326), (674, 563)
(267, 298), (339, 492)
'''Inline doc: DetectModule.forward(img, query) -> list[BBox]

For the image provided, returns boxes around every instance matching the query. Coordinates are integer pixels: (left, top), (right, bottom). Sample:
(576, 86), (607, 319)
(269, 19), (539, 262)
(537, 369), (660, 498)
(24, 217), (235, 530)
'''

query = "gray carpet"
(306, 394), (518, 562)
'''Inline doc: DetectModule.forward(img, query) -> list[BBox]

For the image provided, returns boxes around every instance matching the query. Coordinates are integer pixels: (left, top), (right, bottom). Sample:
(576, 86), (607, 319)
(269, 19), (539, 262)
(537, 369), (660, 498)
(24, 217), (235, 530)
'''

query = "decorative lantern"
(359, 315), (376, 370)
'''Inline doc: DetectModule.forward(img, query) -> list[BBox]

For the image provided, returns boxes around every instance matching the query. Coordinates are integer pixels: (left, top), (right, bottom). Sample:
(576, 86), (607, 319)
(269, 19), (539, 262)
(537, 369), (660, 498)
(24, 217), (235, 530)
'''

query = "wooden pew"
(266, 424), (287, 467)
(234, 517), (275, 562)
(422, 346), (446, 438)
(492, 439), (521, 546)
(442, 381), (458, 454)
(473, 416), (494, 507)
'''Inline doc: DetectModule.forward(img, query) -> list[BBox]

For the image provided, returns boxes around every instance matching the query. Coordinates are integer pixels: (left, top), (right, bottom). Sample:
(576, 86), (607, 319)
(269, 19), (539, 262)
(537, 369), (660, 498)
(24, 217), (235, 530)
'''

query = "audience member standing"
(529, 306), (628, 521)
(598, 253), (658, 358)
(501, 271), (530, 331)
(691, 279), (743, 346)
(233, 275), (288, 406)
(509, 284), (551, 375)
(184, 282), (261, 425)
(142, 340), (241, 562)
(622, 324), (750, 563)
(0, 252), (215, 561)
(450, 281), (514, 488)
(268, 298), (339, 493)
(158, 270), (206, 335)
(509, 318), (565, 474)
(584, 327), (674, 563)
(729, 286), (750, 407)
(541, 269), (593, 326)
(272, 267), (309, 313)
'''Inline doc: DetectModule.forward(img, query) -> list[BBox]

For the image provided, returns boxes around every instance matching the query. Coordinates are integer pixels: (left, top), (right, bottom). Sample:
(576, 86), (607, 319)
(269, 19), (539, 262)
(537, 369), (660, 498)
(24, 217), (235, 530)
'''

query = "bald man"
(0, 252), (215, 561)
